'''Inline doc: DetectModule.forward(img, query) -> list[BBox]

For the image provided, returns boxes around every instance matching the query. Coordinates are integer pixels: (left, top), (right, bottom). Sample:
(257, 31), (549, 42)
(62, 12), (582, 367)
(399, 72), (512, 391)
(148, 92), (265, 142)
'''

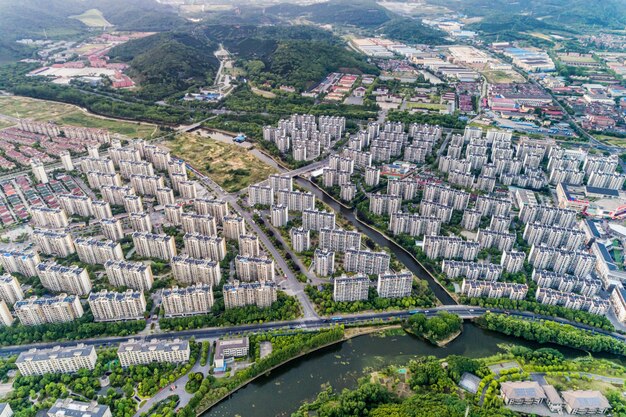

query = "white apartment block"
(269, 174), (293, 191)
(423, 184), (470, 211)
(235, 256), (275, 282)
(161, 284), (214, 317)
(223, 280), (277, 309)
(119, 160), (154, 180)
(123, 195), (144, 213)
(420, 201), (453, 223)
(101, 185), (135, 206)
(129, 212), (152, 233)
(0, 274), (23, 305)
(476, 195), (512, 217)
(490, 215), (511, 233)
(333, 275), (369, 302)
(610, 287), (626, 322)
(223, 215), (246, 241)
(92, 200), (112, 220)
(519, 204), (577, 228)
(60, 151), (74, 171)
(100, 218), (125, 241)
(523, 222), (586, 250)
(369, 193), (402, 216)
(87, 172), (122, 190)
(344, 249), (390, 275)
(156, 187), (175, 206)
(164, 204), (183, 225)
(587, 172), (626, 190)
(171, 255), (221, 286)
(32, 229), (75, 257)
(104, 260), (154, 291)
(532, 269), (601, 297)
(501, 250), (526, 273)
(58, 194), (93, 218)
(36, 262), (92, 295)
(377, 271), (413, 298)
(535, 287), (608, 315)
(340, 183), (357, 202)
(461, 279), (528, 300)
(364, 166), (380, 187)
(528, 244), (596, 277)
(184, 233), (226, 261)
(302, 209), (335, 231)
(248, 185), (274, 206)
(290, 227), (311, 253)
(118, 338), (189, 367)
(442, 260), (503, 281)
(0, 250), (40, 277)
(81, 157), (115, 174)
(276, 190), (316, 211)
(88, 290), (146, 322)
(476, 229), (515, 252)
(30, 205), (69, 228)
(314, 249), (335, 277)
(319, 228), (361, 252)
(389, 212), (441, 236)
(109, 146), (141, 166)
(132, 232), (177, 260)
(387, 178), (419, 200)
(194, 199), (230, 222)
(462, 209), (482, 231)
(0, 300), (14, 326)
(130, 174), (164, 196)
(423, 235), (480, 261)
(74, 237), (124, 265)
(16, 344), (96, 376)
(270, 204), (288, 227)
(238, 235), (260, 258)
(14, 294), (84, 326)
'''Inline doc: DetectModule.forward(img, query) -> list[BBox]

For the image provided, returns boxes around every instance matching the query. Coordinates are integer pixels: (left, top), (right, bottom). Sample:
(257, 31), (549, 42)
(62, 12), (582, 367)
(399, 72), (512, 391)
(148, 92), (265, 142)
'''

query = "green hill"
(266, 0), (393, 28)
(376, 18), (450, 45)
(109, 33), (219, 100)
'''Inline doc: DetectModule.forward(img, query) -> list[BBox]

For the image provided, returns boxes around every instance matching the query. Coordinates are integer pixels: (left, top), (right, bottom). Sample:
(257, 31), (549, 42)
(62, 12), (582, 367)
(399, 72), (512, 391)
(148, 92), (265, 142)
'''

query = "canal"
(202, 324), (594, 417)
(295, 177), (456, 305)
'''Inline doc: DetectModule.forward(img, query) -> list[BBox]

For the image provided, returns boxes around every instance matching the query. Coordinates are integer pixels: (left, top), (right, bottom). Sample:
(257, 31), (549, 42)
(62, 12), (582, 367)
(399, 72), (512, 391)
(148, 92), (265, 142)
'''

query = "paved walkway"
(133, 349), (211, 417)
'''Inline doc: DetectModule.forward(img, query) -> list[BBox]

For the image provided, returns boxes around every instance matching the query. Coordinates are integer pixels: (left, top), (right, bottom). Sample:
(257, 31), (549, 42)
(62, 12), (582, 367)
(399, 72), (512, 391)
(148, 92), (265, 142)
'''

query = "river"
(202, 324), (595, 417)
(294, 177), (456, 305)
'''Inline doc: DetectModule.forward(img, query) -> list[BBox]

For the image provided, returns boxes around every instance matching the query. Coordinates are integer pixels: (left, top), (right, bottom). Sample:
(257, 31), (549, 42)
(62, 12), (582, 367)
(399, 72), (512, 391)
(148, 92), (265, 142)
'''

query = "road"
(0, 305), (624, 357)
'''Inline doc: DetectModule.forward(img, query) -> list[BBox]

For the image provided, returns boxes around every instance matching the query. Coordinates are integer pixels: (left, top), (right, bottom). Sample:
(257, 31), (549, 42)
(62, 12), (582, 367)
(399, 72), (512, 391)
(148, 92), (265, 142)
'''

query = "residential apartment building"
(369, 193), (402, 216)
(30, 205), (69, 228)
(535, 287), (608, 315)
(523, 223), (585, 250)
(92, 201), (112, 220)
(234, 256), (275, 282)
(14, 294), (84, 325)
(344, 249), (390, 275)
(420, 201), (453, 223)
(183, 233), (226, 261)
(319, 228), (361, 252)
(269, 174), (293, 191)
(290, 227), (310, 253)
(222, 216), (246, 241)
(587, 172), (626, 190)
(164, 204), (183, 225)
(270, 204), (288, 227)
(194, 198), (230, 222)
(364, 166), (380, 187)
(117, 339), (189, 367)
(248, 185), (274, 206)
(388, 212), (441, 236)
(129, 212), (152, 233)
(223, 280), (277, 309)
(314, 249), (335, 277)
(377, 271), (412, 298)
(171, 255), (221, 286)
(58, 194), (93, 218)
(519, 204), (577, 228)
(123, 195), (144, 214)
(161, 284), (214, 317)
(461, 279), (528, 300)
(302, 209), (336, 231)
(132, 232), (177, 260)
(74, 237), (124, 265)
(423, 235), (480, 261)
(501, 250), (526, 273)
(476, 229), (515, 252)
(276, 190), (316, 211)
(442, 260), (503, 281)
(532, 269), (601, 297)
(0, 301), (13, 326)
(528, 244), (596, 277)
(32, 229), (75, 257)
(87, 172), (122, 190)
(16, 344), (96, 376)
(88, 290), (146, 322)
(333, 275), (369, 302)
(238, 234), (259, 258)
(156, 187), (175, 206)
(100, 218), (125, 241)
(0, 250), (40, 277)
(0, 275), (23, 305)
(101, 185), (135, 206)
(475, 195), (511, 217)
(130, 174), (164, 196)
(36, 262), (92, 295)
(423, 184), (470, 210)
(104, 260), (153, 291)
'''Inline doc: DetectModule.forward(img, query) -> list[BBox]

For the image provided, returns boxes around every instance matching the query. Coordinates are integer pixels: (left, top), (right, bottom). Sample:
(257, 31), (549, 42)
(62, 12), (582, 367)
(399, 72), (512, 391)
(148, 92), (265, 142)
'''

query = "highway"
(0, 305), (623, 357)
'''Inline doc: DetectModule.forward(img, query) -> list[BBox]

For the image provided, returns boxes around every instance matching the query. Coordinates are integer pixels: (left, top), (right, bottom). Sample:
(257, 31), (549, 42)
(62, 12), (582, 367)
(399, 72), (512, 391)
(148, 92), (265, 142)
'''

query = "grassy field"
(0, 96), (160, 138)
(482, 70), (525, 84)
(69, 9), (113, 27)
(0, 120), (15, 130)
(168, 133), (278, 192)
(595, 134), (626, 148)
(545, 375), (620, 394)
(406, 102), (446, 110)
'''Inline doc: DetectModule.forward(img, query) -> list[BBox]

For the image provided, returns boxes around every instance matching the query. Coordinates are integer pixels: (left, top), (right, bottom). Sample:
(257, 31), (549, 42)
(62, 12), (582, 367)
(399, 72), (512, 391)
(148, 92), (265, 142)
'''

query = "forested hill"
(427, 0), (626, 29)
(265, 0), (393, 28)
(108, 33), (219, 101)
(203, 25), (378, 91)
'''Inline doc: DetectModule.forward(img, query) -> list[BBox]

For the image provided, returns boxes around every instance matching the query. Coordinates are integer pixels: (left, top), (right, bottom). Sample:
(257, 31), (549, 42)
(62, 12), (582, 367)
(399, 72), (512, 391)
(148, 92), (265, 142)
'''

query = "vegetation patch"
(69, 9), (113, 28)
(402, 312), (463, 346)
(167, 133), (278, 192)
